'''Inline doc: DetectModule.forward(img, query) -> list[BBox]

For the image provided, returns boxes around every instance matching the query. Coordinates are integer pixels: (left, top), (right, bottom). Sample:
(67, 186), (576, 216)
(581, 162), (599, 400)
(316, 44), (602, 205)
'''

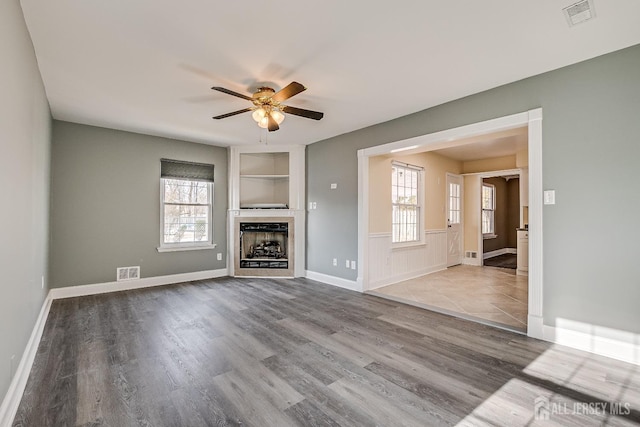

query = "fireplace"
(234, 217), (294, 277)
(239, 222), (288, 269)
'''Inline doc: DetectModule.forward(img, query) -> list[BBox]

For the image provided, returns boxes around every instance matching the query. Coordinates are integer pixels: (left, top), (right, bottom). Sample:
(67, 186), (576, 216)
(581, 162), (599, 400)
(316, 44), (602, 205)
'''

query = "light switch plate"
(544, 190), (556, 205)
(330, 183), (338, 190)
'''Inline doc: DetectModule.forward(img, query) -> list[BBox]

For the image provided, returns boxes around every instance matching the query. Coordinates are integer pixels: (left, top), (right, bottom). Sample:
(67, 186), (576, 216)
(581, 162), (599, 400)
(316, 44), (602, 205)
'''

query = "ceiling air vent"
(563, 0), (596, 27)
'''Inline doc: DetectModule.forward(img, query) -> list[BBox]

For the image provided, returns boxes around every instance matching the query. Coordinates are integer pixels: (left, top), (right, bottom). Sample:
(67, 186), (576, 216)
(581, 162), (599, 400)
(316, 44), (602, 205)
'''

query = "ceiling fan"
(211, 81), (323, 132)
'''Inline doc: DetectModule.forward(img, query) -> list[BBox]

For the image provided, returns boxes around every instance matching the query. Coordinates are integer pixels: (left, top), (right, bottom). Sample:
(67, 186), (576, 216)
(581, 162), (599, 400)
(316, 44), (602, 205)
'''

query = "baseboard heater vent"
(465, 251), (478, 259)
(117, 266), (140, 281)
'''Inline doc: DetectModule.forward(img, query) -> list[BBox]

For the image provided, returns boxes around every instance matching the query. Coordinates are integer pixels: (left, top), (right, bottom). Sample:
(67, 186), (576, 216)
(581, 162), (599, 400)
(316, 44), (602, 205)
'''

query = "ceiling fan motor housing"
(253, 87), (276, 104)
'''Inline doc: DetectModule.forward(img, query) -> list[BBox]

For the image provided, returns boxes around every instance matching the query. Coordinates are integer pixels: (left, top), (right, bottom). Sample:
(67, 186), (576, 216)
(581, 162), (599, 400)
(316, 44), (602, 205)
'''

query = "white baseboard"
(483, 247), (517, 260)
(49, 268), (228, 299)
(367, 264), (447, 291)
(0, 296), (52, 427)
(305, 270), (360, 292)
(543, 323), (640, 366)
(462, 258), (482, 266)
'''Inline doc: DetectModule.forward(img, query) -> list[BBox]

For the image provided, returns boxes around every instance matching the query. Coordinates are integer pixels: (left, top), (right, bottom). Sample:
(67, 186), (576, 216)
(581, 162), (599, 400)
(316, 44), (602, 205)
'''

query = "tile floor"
(370, 264), (528, 331)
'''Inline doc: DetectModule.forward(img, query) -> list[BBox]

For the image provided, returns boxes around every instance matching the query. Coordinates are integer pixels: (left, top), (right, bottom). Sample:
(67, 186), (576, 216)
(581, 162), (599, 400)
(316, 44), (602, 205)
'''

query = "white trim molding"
(462, 258), (482, 266)
(306, 270), (360, 292)
(0, 296), (52, 427)
(527, 109), (543, 340)
(543, 320), (640, 366)
(483, 247), (517, 260)
(49, 268), (228, 299)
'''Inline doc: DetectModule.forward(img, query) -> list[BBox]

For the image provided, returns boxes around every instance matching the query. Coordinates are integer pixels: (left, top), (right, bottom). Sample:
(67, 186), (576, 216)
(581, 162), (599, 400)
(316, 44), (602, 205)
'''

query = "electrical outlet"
(332, 258), (337, 266)
(330, 183), (338, 189)
(350, 260), (356, 270)
(345, 259), (350, 268)
(312, 202), (317, 209)
(217, 253), (222, 261)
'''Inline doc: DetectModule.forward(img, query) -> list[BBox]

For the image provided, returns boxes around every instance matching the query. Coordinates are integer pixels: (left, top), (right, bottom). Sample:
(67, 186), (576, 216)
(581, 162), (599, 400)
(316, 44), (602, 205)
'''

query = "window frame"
(391, 162), (424, 247)
(157, 177), (216, 252)
(482, 183), (497, 239)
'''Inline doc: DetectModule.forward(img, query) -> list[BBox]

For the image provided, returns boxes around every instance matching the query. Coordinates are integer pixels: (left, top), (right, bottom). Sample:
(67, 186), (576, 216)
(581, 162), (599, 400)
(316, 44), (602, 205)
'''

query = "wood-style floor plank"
(12, 276), (640, 427)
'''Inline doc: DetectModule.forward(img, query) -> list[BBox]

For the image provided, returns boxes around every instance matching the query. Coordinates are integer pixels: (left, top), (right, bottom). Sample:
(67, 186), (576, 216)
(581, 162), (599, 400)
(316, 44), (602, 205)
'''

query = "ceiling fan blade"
(212, 107), (252, 120)
(271, 82), (306, 102)
(281, 105), (324, 120)
(211, 86), (253, 101)
(267, 113), (280, 132)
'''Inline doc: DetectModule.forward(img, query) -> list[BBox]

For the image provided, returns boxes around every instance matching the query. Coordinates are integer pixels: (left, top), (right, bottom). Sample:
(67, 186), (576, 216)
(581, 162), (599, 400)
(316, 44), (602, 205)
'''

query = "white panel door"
(446, 174), (463, 267)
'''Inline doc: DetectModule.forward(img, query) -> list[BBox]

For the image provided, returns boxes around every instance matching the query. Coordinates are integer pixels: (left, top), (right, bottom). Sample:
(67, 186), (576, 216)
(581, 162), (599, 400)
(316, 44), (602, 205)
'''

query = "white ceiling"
(430, 127), (529, 162)
(20, 0), (640, 147)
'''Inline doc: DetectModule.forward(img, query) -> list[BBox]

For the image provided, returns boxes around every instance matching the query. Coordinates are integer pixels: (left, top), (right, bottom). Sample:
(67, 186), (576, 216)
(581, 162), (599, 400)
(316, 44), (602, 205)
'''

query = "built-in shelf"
(240, 174), (289, 179)
(228, 145), (306, 278)
(239, 152), (290, 208)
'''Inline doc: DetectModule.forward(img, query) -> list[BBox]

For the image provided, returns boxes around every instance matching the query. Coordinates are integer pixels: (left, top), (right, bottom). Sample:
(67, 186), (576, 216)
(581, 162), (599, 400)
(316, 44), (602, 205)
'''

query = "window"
(449, 182), (461, 225)
(159, 159), (215, 251)
(392, 163), (422, 243)
(482, 183), (496, 238)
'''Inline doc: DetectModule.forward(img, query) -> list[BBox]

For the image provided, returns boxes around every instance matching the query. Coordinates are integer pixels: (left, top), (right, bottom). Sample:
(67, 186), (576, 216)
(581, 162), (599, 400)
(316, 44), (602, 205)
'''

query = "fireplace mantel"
(228, 145), (305, 278)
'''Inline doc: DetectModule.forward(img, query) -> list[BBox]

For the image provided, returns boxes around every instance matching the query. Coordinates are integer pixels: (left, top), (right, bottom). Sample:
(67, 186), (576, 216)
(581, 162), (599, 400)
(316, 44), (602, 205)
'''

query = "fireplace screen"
(239, 223), (288, 269)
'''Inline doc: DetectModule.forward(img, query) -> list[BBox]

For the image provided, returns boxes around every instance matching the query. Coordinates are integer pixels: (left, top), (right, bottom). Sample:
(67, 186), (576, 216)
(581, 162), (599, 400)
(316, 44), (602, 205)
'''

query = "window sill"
(157, 243), (217, 253)
(483, 234), (498, 240)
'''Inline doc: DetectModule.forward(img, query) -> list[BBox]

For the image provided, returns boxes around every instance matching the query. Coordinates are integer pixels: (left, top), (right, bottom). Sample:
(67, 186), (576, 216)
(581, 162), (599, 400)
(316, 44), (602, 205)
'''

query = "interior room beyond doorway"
(365, 125), (529, 332)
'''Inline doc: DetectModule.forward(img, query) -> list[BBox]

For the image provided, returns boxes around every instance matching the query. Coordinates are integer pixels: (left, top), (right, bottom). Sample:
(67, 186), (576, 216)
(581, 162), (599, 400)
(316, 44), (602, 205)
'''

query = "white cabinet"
(517, 229), (528, 276)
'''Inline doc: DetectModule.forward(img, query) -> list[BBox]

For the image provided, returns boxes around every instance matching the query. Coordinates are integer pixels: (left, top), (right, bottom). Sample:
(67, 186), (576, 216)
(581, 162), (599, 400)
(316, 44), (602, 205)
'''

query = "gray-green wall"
(50, 121), (228, 288)
(0, 0), (51, 403)
(307, 44), (640, 333)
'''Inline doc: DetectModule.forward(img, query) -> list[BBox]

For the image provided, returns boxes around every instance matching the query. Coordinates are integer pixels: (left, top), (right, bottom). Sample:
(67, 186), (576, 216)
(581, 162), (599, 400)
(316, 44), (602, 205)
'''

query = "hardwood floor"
(13, 277), (640, 426)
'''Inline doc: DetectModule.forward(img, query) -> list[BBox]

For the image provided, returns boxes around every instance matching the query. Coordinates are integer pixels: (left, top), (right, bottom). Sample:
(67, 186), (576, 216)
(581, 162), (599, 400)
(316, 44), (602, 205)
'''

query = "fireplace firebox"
(239, 222), (288, 269)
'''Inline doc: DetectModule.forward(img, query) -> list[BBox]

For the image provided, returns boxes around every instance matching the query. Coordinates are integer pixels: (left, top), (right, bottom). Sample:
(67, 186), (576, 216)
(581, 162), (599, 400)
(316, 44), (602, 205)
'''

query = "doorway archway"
(357, 109), (543, 339)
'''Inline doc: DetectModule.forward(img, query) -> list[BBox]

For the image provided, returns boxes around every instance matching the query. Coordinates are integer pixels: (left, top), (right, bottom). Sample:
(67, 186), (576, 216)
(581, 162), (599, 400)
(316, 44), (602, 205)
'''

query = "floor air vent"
(563, 0), (595, 26)
(117, 266), (140, 281)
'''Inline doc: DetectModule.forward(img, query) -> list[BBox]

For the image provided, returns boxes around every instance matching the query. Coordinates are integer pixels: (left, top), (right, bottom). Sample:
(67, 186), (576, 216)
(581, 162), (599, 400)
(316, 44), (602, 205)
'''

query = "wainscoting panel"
(368, 230), (447, 290)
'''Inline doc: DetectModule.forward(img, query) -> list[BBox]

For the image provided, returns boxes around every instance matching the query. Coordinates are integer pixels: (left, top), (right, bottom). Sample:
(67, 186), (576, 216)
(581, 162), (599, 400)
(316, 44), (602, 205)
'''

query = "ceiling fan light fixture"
(252, 108), (266, 122)
(257, 115), (269, 129)
(254, 108), (284, 129)
(212, 81), (323, 132)
(271, 109), (285, 125)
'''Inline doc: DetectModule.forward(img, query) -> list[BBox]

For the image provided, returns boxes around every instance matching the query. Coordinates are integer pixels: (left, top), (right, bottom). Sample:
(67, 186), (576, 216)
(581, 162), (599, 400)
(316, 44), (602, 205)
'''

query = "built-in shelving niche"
(228, 145), (306, 278)
(239, 152), (289, 208)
